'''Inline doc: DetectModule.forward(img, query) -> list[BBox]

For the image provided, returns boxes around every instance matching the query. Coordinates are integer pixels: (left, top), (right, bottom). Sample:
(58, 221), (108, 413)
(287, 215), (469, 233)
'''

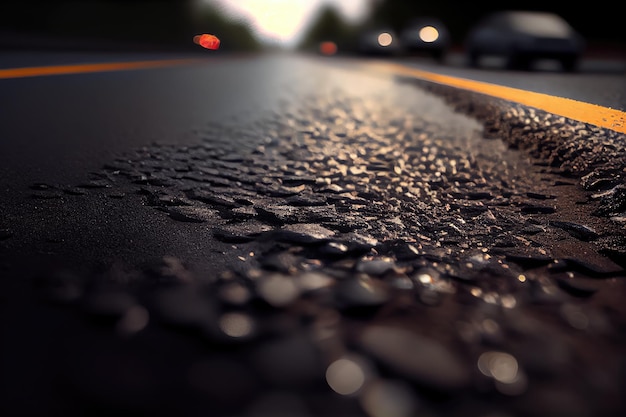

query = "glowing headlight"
(377, 32), (393, 47)
(419, 26), (439, 43)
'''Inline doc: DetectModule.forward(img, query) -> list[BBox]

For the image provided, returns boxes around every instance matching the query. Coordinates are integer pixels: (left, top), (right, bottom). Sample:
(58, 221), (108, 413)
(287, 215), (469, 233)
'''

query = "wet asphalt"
(1, 53), (625, 417)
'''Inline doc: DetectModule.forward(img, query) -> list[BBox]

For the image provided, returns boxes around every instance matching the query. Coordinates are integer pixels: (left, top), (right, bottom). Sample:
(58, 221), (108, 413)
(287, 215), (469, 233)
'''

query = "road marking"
(0, 59), (205, 79)
(374, 62), (626, 134)
(3, 56), (624, 135)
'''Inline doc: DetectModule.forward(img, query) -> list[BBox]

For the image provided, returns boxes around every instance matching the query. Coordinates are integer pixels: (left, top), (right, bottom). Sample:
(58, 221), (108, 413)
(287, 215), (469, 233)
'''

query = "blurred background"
(0, 0), (623, 57)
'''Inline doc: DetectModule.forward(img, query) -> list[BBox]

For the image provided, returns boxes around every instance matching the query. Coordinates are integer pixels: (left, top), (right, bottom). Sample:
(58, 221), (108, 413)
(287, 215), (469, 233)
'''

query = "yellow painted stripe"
(373, 61), (626, 134)
(0, 58), (205, 79)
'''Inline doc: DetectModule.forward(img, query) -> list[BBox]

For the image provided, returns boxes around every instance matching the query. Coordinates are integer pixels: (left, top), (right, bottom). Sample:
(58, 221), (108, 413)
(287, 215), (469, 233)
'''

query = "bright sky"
(200, 0), (372, 47)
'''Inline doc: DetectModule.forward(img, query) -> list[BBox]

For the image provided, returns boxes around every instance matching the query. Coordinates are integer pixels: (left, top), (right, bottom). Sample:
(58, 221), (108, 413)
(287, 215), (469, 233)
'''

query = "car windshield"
(498, 12), (574, 37)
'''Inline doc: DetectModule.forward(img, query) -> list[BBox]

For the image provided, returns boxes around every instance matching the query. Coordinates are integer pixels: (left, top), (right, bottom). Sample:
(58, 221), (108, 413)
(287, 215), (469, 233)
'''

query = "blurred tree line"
(297, 5), (361, 53)
(298, 0), (624, 53)
(0, 0), (262, 52)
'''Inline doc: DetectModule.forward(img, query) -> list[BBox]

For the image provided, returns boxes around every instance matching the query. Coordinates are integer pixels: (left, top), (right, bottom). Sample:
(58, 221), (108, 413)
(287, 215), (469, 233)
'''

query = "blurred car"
(465, 10), (585, 71)
(399, 17), (451, 63)
(357, 28), (401, 56)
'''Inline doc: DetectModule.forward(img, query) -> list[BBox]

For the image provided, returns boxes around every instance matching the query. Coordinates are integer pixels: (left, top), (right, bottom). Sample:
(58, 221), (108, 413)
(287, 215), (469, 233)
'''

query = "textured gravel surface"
(1, 56), (625, 417)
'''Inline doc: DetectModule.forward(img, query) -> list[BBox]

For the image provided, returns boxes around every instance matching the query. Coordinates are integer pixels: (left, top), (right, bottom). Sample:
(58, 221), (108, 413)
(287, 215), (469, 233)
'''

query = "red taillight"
(320, 41), (338, 56)
(194, 34), (220, 50)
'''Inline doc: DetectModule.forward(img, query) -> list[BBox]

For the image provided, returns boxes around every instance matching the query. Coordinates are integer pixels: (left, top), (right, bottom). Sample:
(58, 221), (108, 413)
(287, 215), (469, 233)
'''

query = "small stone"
(358, 325), (470, 391)
(285, 194), (327, 206)
(29, 182), (54, 190)
(187, 189), (239, 207)
(355, 257), (397, 275)
(77, 179), (112, 189)
(548, 221), (599, 241)
(217, 281), (252, 305)
(255, 273), (300, 307)
(213, 222), (273, 243)
(526, 192), (555, 200)
(335, 275), (390, 310)
(554, 273), (600, 297)
(275, 223), (335, 244)
(166, 206), (220, 223)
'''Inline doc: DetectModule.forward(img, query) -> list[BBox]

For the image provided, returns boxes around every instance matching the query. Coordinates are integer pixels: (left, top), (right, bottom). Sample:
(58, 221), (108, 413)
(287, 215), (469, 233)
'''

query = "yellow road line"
(3, 57), (624, 134)
(374, 61), (626, 134)
(0, 58), (205, 79)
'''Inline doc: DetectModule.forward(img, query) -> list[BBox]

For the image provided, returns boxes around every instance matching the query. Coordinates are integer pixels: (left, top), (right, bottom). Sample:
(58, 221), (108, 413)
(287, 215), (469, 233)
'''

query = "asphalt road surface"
(1, 52), (625, 417)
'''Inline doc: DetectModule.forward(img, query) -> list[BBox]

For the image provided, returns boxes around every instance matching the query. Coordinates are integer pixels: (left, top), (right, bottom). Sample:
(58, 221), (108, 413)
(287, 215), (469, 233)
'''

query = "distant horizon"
(203, 0), (372, 48)
(0, 1), (621, 51)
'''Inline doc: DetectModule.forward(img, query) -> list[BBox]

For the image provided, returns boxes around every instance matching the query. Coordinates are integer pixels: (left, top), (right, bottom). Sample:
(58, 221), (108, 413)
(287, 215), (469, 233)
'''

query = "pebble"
(549, 220), (599, 241)
(275, 223), (336, 244)
(358, 325), (470, 391)
(166, 206), (220, 223)
(335, 275), (390, 310)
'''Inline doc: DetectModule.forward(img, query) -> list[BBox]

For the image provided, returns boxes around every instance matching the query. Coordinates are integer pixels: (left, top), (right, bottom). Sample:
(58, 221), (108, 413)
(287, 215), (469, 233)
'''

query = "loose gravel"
(1, 57), (625, 417)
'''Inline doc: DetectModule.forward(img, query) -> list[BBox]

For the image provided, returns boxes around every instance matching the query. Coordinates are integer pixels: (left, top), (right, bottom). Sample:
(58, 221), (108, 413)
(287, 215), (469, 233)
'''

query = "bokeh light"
(116, 305), (149, 336)
(477, 351), (518, 383)
(326, 357), (367, 395)
(477, 351), (527, 395)
(219, 312), (254, 338)
(377, 32), (393, 47)
(360, 379), (417, 417)
(320, 41), (338, 55)
(418, 26), (439, 43)
(194, 33), (221, 50)
(257, 273), (300, 307)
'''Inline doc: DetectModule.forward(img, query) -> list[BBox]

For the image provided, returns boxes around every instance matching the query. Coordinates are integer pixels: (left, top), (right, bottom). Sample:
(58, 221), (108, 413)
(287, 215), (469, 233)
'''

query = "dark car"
(465, 10), (585, 71)
(399, 17), (451, 63)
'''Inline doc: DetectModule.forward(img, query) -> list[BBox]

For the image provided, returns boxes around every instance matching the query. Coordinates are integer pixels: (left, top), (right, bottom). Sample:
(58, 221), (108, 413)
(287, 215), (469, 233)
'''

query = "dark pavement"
(1, 53), (625, 417)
